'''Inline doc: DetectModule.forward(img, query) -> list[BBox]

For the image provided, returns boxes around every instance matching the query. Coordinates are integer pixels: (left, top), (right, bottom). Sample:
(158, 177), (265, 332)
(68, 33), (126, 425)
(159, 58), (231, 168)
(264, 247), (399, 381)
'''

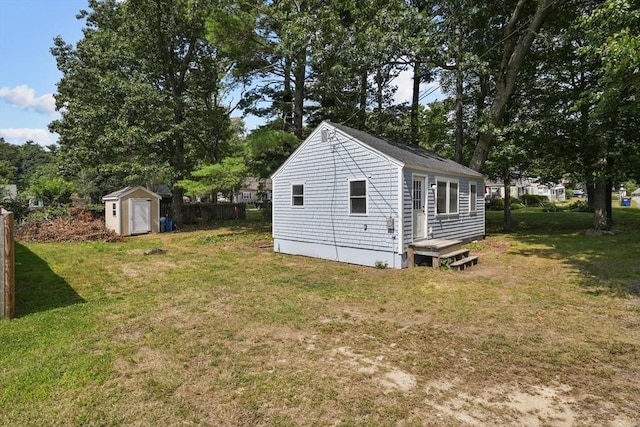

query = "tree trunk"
(283, 56), (293, 130)
(454, 66), (464, 164)
(292, 53), (305, 140)
(411, 59), (421, 145)
(606, 179), (613, 223)
(468, 0), (562, 172)
(592, 179), (610, 230)
(358, 69), (368, 128)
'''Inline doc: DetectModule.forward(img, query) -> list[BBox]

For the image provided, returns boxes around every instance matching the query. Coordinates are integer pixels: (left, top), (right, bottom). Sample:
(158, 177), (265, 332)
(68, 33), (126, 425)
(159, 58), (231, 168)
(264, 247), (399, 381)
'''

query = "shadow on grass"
(486, 207), (640, 297)
(15, 242), (85, 317)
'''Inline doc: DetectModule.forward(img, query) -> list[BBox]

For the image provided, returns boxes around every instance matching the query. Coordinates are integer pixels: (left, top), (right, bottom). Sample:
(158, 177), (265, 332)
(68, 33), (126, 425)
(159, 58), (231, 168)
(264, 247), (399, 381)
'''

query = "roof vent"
(321, 128), (329, 143)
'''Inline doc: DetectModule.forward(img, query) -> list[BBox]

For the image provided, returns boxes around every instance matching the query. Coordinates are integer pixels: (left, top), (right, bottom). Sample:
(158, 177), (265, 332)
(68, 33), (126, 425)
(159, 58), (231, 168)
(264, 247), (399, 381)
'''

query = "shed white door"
(129, 198), (151, 235)
(412, 177), (426, 240)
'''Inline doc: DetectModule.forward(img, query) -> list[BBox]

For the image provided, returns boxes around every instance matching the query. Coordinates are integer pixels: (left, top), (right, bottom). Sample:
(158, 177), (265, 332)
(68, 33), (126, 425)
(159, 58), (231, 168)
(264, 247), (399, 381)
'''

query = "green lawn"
(1, 208), (639, 426)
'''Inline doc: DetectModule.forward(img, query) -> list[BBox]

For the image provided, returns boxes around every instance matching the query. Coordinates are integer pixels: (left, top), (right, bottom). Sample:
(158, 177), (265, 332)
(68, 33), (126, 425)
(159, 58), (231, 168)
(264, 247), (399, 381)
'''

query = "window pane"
(292, 184), (304, 206)
(470, 184), (477, 211)
(449, 182), (458, 213)
(436, 181), (447, 213)
(350, 180), (366, 197)
(351, 198), (366, 214)
(413, 180), (422, 210)
(349, 180), (367, 214)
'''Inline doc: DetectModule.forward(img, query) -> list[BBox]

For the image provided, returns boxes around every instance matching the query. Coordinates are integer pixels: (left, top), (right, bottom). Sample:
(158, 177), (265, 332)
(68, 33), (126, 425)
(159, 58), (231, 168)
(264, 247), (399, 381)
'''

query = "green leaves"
(177, 157), (248, 199)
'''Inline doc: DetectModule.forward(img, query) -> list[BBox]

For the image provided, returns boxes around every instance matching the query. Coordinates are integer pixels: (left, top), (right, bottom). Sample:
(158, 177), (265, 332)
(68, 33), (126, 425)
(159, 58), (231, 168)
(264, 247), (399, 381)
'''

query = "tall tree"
(579, 0), (640, 228)
(51, 0), (236, 224)
(440, 0), (569, 172)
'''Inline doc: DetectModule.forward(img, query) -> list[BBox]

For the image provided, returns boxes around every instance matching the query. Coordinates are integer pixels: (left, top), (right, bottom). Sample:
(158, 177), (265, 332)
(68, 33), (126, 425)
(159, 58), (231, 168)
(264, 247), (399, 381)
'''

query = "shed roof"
(332, 123), (484, 178)
(102, 186), (160, 201)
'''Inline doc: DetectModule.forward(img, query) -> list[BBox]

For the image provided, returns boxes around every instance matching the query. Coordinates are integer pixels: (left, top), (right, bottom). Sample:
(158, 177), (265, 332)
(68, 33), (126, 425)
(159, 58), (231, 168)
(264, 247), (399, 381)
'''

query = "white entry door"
(412, 177), (426, 240)
(129, 198), (151, 235)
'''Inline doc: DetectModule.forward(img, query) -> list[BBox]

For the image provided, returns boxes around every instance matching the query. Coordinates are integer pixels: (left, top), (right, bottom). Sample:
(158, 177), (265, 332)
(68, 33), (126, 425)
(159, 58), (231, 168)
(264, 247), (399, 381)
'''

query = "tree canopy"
(48, 0), (639, 229)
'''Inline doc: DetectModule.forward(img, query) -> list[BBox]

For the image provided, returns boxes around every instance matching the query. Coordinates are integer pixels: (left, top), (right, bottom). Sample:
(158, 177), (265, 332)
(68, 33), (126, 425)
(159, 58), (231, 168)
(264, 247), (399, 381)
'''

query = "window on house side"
(112, 202), (117, 217)
(349, 180), (367, 214)
(449, 182), (458, 214)
(436, 179), (459, 215)
(292, 184), (304, 206)
(470, 183), (477, 212)
(436, 181), (447, 214)
(242, 192), (251, 200)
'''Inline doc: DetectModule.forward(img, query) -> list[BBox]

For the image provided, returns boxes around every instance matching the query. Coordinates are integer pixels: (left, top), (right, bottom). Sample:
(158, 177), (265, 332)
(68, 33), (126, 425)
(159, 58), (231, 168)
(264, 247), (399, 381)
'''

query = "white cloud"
(0, 85), (58, 116)
(0, 128), (58, 147)
(392, 69), (443, 105)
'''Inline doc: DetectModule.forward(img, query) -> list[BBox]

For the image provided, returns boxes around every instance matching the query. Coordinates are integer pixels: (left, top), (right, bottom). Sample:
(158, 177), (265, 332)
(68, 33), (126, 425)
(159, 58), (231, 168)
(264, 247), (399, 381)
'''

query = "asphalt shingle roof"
(331, 123), (484, 178)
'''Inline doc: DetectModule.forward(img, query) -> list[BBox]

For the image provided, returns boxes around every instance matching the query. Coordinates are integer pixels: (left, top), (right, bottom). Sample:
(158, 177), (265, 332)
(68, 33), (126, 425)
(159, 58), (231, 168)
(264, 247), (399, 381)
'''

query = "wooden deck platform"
(408, 238), (479, 270)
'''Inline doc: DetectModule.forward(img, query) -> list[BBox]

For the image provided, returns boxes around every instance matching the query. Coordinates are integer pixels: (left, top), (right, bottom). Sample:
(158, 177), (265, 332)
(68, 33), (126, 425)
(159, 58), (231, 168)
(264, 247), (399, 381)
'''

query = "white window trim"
(435, 176), (459, 216)
(348, 178), (368, 216)
(291, 183), (305, 208)
(242, 192), (252, 200)
(469, 182), (478, 213)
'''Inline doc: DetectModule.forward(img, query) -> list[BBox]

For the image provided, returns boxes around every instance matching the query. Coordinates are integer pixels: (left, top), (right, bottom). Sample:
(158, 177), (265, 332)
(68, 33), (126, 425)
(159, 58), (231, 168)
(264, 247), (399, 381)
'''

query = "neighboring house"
(233, 178), (272, 204)
(1, 184), (17, 202)
(485, 177), (566, 202)
(271, 121), (485, 269)
(102, 186), (161, 236)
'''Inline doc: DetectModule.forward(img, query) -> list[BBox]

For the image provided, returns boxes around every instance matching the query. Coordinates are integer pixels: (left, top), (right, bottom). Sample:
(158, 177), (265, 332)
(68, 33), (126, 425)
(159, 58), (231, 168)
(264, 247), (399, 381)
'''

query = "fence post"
(1, 208), (15, 319)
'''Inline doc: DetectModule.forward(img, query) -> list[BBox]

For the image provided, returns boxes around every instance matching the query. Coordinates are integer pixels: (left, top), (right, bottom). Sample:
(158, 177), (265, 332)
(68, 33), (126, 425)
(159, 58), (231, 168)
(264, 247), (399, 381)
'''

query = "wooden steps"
(408, 238), (479, 270)
(449, 255), (479, 271)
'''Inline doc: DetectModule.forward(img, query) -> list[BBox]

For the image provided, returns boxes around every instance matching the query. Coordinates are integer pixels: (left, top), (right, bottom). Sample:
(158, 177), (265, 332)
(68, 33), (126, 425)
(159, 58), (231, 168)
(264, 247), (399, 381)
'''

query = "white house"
(1, 185), (17, 202)
(486, 177), (566, 202)
(271, 122), (485, 269)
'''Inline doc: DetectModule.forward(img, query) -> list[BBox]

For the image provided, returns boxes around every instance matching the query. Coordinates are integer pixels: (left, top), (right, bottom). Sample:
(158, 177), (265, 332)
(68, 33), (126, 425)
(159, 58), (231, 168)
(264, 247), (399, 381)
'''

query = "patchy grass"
(1, 208), (639, 426)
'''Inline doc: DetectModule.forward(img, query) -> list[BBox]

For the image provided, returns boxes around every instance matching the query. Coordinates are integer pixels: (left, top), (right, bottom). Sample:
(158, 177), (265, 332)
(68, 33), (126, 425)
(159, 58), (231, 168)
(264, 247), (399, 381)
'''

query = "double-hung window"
(470, 183), (478, 212)
(291, 184), (304, 207)
(349, 179), (367, 215)
(436, 178), (459, 215)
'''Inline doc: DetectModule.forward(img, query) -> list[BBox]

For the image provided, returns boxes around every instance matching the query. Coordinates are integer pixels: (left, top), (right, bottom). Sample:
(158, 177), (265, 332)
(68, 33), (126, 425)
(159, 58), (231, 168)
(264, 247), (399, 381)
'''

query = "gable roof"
(102, 186), (160, 201)
(331, 123), (484, 178)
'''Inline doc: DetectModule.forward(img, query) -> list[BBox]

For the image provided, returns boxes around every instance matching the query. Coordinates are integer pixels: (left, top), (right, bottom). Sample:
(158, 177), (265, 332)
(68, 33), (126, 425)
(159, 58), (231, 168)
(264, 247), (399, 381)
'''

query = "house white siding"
(273, 127), (403, 268)
(402, 168), (484, 247)
(273, 122), (485, 269)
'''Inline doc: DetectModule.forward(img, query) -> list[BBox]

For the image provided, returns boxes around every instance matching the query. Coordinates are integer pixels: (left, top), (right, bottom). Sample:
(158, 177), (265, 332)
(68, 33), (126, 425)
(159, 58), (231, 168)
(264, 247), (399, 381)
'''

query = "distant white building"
(1, 185), (18, 202)
(485, 177), (566, 202)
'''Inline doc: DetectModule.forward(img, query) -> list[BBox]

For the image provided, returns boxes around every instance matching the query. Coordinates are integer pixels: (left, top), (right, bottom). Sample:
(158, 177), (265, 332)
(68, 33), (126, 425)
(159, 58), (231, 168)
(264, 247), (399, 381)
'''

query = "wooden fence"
(1, 208), (15, 319)
(181, 203), (246, 225)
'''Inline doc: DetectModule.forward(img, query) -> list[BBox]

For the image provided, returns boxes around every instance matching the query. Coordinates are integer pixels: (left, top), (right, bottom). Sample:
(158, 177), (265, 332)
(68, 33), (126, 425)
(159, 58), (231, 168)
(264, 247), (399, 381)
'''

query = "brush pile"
(16, 207), (123, 243)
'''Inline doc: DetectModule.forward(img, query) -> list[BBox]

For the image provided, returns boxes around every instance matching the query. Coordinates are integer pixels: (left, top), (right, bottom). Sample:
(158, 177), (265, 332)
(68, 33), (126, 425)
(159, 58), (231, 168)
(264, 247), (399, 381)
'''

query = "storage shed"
(102, 186), (161, 236)
(271, 122), (485, 269)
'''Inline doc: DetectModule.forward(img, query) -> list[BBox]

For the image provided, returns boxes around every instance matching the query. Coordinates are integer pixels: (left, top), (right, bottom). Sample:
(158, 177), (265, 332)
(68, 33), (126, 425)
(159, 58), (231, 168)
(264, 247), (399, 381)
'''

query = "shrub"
(486, 197), (524, 211)
(569, 199), (593, 212)
(374, 260), (388, 269)
(26, 205), (71, 222)
(541, 202), (565, 212)
(520, 194), (549, 207)
(0, 198), (31, 223)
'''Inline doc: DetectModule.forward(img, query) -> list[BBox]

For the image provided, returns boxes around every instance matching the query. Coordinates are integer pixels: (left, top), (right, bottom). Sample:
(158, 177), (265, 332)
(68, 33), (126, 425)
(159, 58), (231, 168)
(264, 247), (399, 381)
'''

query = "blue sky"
(0, 0), (442, 148)
(0, 0), (87, 147)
